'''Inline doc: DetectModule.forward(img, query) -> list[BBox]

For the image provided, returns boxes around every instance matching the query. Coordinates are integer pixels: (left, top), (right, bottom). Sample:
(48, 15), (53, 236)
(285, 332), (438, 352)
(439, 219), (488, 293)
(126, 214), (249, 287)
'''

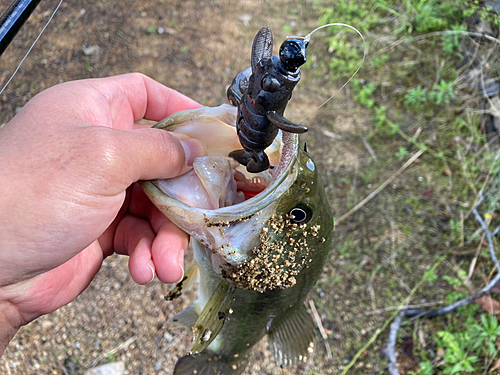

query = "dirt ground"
(1, 0), (494, 374)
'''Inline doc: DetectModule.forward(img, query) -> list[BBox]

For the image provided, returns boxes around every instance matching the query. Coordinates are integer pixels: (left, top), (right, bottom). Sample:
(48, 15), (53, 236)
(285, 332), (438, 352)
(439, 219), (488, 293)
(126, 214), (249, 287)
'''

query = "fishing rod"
(0, 0), (43, 56)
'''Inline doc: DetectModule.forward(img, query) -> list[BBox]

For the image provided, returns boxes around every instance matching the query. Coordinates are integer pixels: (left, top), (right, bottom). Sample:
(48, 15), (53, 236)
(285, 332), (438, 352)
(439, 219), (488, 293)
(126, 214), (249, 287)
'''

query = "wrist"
(0, 301), (23, 357)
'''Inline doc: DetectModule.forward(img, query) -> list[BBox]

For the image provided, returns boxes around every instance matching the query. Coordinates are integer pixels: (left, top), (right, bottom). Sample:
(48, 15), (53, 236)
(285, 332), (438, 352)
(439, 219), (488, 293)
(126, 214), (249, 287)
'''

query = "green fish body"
(141, 105), (332, 374)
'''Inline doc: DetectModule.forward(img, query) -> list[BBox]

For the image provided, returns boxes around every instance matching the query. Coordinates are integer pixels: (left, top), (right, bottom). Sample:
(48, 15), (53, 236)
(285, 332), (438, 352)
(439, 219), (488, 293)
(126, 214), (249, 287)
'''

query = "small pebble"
(238, 14), (252, 27)
(155, 360), (162, 371)
(164, 332), (174, 343)
(82, 45), (100, 55)
(342, 357), (353, 365)
(84, 362), (125, 375)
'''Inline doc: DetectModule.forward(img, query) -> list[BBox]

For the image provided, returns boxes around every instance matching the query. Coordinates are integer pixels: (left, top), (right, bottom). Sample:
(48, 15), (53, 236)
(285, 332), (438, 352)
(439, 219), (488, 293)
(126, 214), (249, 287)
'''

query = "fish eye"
(289, 205), (312, 224)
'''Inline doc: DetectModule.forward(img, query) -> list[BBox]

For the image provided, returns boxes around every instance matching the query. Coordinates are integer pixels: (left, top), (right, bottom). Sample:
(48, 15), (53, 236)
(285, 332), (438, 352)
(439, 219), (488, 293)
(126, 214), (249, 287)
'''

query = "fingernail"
(179, 138), (207, 166)
(176, 249), (185, 283)
(147, 261), (155, 284)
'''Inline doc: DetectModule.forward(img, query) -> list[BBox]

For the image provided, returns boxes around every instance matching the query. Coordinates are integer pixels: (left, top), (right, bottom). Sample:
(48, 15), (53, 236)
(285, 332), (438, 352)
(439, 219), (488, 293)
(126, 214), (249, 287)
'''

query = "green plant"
(434, 314), (500, 374)
(360, 168), (376, 185)
(449, 219), (461, 235)
(282, 24), (292, 34)
(404, 86), (427, 111)
(428, 80), (455, 105)
(374, 106), (400, 135)
(396, 147), (410, 160)
(443, 272), (467, 303)
(423, 268), (438, 283)
(415, 361), (434, 375)
(84, 56), (92, 73)
(370, 54), (389, 68)
(354, 80), (376, 108)
(437, 330), (478, 373)
(468, 314), (500, 357)
(442, 24), (467, 55)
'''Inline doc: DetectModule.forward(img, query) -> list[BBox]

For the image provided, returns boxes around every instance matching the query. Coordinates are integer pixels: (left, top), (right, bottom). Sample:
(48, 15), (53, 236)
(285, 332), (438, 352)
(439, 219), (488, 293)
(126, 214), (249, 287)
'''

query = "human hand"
(0, 73), (205, 354)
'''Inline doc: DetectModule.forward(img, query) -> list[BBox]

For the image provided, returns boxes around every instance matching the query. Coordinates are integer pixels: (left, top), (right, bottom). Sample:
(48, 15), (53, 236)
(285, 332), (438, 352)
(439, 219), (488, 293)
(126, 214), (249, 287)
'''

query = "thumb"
(109, 127), (207, 186)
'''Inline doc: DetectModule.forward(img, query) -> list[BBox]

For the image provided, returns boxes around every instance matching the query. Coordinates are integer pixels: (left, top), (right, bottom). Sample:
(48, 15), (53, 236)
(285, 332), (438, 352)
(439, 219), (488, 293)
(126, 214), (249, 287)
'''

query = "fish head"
(141, 104), (332, 292)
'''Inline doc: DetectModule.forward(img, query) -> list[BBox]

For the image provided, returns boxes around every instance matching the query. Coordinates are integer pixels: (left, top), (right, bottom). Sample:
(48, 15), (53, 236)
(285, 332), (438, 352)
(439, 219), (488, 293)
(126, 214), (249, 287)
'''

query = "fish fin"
(190, 281), (235, 354)
(168, 303), (199, 329)
(266, 111), (308, 134)
(267, 303), (316, 367)
(174, 350), (248, 375)
(165, 261), (200, 301)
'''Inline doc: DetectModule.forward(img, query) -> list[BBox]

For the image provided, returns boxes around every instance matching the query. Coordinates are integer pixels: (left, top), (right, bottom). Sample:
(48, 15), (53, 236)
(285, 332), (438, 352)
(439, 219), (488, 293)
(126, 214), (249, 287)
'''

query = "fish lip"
(143, 118), (299, 222)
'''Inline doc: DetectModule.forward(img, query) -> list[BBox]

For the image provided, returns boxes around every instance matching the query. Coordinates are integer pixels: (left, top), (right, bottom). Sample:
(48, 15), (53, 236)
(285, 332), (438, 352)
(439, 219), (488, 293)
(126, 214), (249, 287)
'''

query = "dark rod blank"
(0, 0), (43, 56)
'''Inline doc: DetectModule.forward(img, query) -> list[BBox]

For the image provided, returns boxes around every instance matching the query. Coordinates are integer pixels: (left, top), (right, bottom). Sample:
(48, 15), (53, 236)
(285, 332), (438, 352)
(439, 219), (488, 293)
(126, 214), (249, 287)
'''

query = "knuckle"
(151, 129), (185, 174)
(85, 127), (125, 180)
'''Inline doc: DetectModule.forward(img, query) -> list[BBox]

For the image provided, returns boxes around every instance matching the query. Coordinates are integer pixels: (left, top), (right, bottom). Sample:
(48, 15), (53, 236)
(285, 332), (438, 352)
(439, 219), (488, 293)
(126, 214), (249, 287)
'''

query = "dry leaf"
(419, 188), (434, 200)
(475, 296), (500, 314)
(437, 348), (445, 357)
(489, 358), (500, 372)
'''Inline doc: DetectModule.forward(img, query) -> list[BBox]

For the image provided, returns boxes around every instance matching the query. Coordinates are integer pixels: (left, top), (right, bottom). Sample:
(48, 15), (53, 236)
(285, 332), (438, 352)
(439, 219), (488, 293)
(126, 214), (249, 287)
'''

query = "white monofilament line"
(0, 0), (64, 96)
(287, 22), (368, 124)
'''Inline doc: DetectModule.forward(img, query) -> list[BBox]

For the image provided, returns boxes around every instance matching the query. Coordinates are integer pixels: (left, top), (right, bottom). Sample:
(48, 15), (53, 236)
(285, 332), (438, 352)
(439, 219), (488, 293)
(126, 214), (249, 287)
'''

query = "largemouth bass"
(141, 104), (333, 374)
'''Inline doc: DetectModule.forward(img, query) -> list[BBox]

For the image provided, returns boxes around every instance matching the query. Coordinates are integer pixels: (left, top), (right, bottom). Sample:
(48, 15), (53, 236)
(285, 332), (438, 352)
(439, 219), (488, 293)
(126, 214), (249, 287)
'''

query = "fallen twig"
(472, 193), (500, 273)
(362, 135), (378, 160)
(308, 300), (333, 361)
(336, 149), (424, 224)
(364, 301), (445, 316)
(58, 358), (69, 375)
(386, 312), (403, 375)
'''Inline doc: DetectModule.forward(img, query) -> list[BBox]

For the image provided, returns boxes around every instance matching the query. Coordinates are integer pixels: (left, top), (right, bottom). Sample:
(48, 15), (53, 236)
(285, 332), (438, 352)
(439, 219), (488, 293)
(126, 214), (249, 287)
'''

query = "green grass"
(308, 0), (500, 373)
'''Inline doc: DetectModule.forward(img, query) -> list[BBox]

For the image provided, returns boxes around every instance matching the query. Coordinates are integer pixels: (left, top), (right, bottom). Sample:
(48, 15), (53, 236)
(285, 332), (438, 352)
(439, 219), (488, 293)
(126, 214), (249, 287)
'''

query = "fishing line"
(288, 23), (367, 124)
(0, 0), (63, 96)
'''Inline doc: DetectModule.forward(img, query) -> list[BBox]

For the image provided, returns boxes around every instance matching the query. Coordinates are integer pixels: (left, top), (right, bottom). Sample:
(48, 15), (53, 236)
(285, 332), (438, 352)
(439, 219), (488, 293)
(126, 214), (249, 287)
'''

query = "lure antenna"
(0, 0), (43, 56)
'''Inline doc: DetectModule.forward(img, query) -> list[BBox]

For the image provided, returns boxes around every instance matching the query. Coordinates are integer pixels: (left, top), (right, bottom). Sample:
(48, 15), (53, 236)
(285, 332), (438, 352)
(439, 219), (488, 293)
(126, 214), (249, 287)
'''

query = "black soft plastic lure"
(227, 27), (309, 173)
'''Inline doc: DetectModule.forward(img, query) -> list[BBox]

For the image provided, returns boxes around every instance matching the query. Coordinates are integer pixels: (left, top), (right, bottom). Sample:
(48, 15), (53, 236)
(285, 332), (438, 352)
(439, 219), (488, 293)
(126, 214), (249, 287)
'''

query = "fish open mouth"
(234, 172), (269, 199)
(151, 104), (296, 212)
(141, 104), (305, 279)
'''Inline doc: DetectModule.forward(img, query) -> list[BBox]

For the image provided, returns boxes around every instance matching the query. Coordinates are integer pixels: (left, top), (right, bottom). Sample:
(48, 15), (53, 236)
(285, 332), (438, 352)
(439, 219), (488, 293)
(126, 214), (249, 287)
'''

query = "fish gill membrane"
(140, 104), (333, 374)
